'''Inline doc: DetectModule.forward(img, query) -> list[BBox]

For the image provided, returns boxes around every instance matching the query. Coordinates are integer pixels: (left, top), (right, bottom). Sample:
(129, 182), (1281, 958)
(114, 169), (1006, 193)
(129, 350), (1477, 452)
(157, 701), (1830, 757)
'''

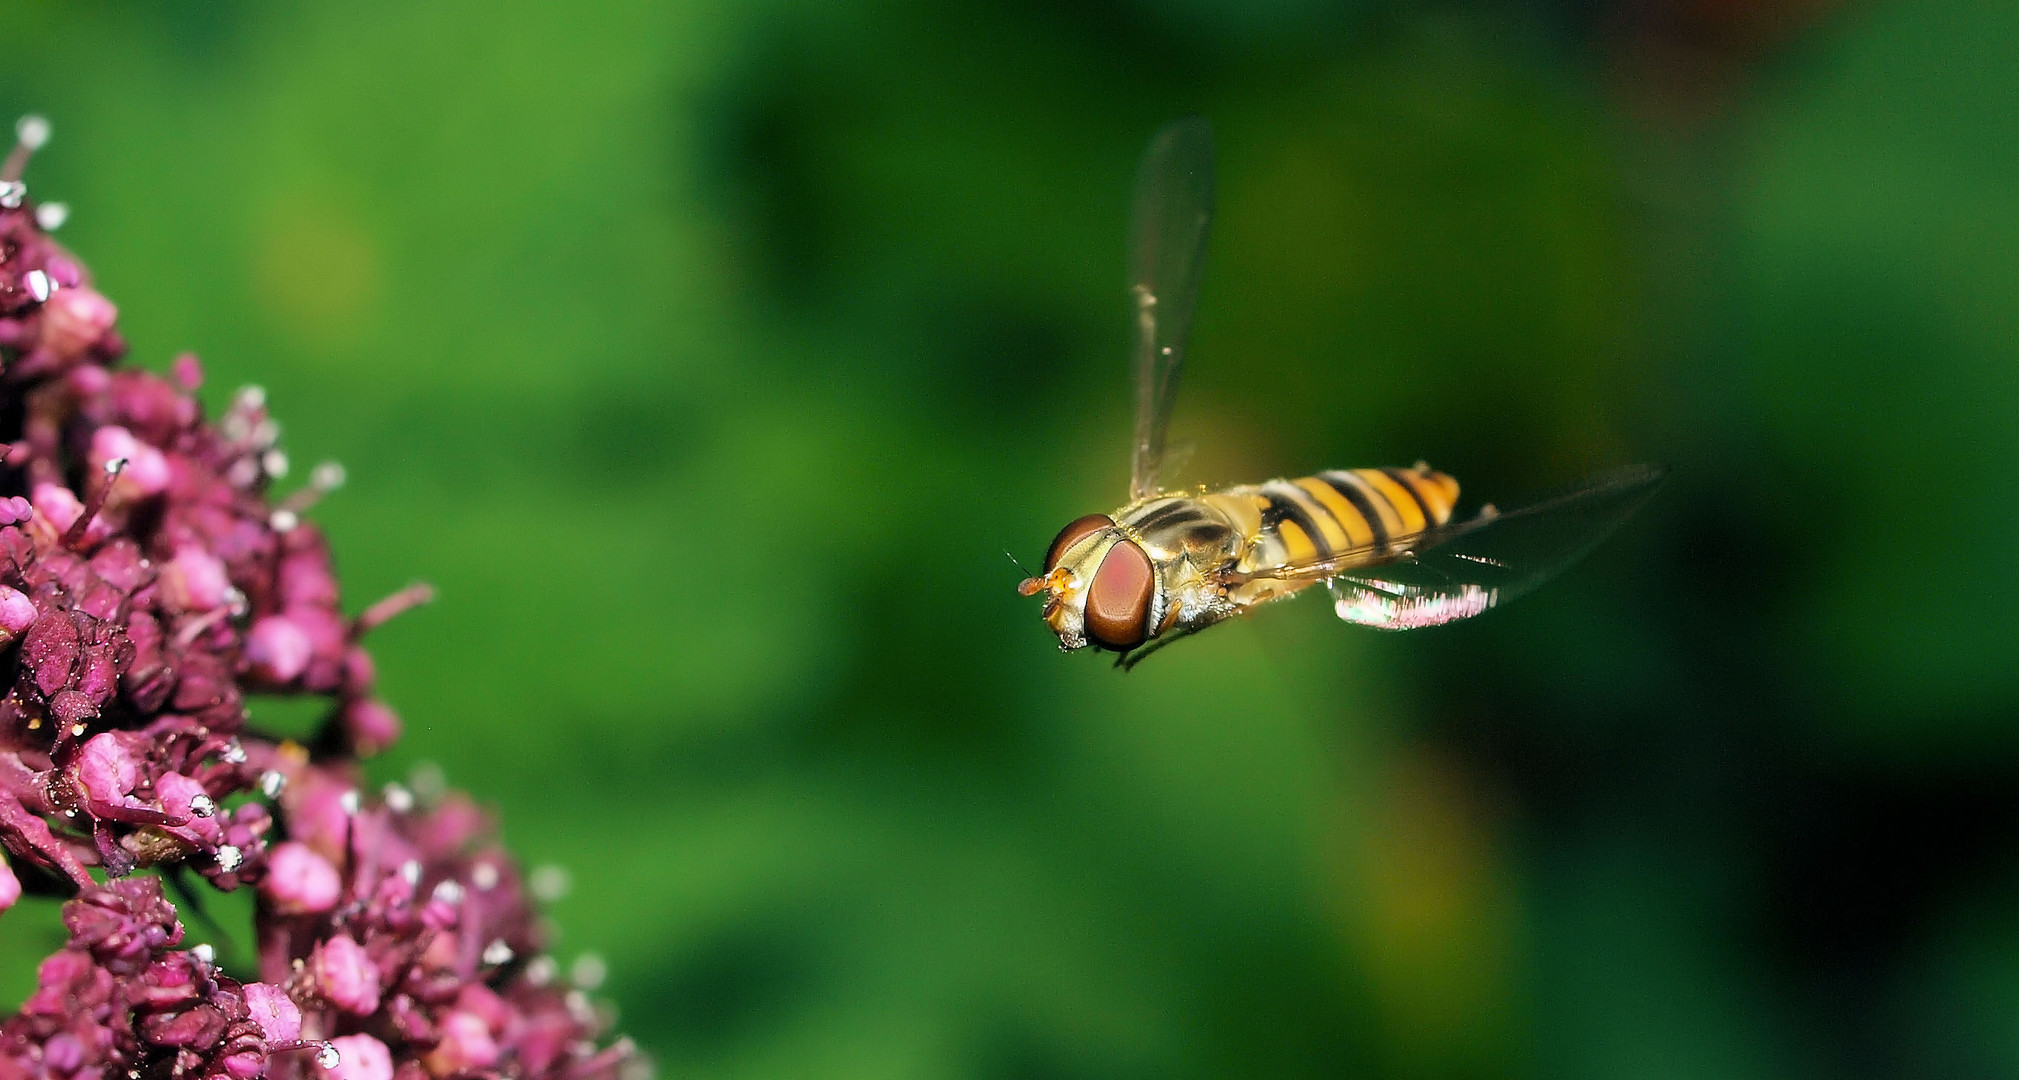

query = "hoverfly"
(1018, 117), (1665, 670)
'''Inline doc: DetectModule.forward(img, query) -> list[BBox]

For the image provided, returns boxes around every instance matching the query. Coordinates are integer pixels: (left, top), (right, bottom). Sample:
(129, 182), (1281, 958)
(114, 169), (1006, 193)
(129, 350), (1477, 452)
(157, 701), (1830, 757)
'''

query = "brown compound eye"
(1044, 513), (1115, 572)
(1084, 538), (1155, 651)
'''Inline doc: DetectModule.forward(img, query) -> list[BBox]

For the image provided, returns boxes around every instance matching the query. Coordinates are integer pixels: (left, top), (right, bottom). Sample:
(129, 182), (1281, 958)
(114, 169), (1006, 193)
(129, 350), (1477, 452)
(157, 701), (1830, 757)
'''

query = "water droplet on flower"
(618, 1048), (653, 1080)
(0, 183), (22, 210)
(16, 115), (50, 151)
(312, 461), (346, 491)
(69, 723), (85, 737)
(431, 880), (464, 906)
(189, 793), (216, 818)
(525, 955), (558, 986)
(216, 846), (244, 872)
(470, 861), (499, 890)
(35, 201), (67, 230)
(191, 943), (215, 964)
(226, 588), (249, 617)
(399, 859), (421, 885)
(530, 864), (571, 902)
(260, 769), (287, 799)
(570, 953), (607, 990)
(262, 449), (290, 479)
(222, 739), (248, 765)
(315, 1043), (340, 1069)
(270, 509), (299, 533)
(381, 782), (413, 814)
(482, 939), (514, 966)
(408, 761), (446, 801)
(23, 269), (50, 302)
(338, 789), (360, 815)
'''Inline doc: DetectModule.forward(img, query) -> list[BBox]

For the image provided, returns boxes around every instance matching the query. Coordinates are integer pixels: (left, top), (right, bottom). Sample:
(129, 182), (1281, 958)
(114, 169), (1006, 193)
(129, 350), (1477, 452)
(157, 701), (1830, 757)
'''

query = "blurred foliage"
(4, 0), (2019, 1076)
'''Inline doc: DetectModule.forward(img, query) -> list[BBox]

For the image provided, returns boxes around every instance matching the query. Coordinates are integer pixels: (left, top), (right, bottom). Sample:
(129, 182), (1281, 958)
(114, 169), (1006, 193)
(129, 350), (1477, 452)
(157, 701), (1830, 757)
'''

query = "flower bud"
(37, 286), (116, 360)
(242, 982), (301, 1043)
(0, 853), (18, 912)
(74, 732), (142, 817)
(422, 1011), (499, 1075)
(29, 481), (83, 537)
(342, 699), (401, 757)
(156, 772), (223, 846)
(0, 585), (36, 646)
(245, 616), (312, 684)
(158, 546), (230, 612)
(309, 933), (381, 1015)
(171, 351), (204, 390)
(89, 425), (170, 499)
(321, 1034), (393, 1080)
(262, 842), (342, 915)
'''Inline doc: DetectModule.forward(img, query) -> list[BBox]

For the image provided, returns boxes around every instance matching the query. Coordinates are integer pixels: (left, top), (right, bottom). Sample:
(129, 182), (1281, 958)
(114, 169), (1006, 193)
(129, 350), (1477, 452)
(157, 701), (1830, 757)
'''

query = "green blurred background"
(6, 0), (2019, 1075)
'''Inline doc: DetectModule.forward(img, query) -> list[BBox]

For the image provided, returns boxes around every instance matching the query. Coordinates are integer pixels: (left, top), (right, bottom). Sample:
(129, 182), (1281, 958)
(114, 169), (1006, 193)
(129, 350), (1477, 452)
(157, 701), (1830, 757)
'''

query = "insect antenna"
(1008, 550), (1048, 596)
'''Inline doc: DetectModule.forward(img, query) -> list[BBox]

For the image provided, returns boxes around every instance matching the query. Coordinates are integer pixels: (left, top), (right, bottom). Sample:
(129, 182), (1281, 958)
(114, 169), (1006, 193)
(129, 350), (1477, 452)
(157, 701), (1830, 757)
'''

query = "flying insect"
(1018, 117), (1664, 669)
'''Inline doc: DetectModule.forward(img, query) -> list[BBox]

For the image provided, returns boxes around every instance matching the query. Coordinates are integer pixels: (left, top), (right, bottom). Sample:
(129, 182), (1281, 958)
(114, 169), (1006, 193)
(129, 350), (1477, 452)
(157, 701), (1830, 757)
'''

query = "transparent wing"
(1128, 116), (1215, 502)
(1246, 464), (1668, 629)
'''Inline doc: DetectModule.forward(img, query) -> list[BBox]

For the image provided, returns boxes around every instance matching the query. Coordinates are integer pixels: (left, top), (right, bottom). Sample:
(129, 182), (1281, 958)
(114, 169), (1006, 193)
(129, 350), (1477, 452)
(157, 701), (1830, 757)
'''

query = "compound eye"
(1044, 513), (1115, 572)
(1084, 539), (1155, 650)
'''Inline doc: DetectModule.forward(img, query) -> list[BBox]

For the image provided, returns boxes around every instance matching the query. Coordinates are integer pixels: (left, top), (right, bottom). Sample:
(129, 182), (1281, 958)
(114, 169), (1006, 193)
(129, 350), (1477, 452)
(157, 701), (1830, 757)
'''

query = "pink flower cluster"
(0, 118), (634, 1080)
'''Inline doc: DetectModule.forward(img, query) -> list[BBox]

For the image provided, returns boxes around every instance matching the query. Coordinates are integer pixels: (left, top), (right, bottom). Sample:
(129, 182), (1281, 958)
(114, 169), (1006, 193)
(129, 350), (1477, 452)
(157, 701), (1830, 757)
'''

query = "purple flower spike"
(263, 841), (342, 914)
(0, 122), (634, 1080)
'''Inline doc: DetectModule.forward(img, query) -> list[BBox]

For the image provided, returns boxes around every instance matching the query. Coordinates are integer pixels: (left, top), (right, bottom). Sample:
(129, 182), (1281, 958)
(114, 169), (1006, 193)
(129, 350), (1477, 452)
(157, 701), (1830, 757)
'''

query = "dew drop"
(529, 864), (570, 902)
(570, 953), (608, 991)
(15, 115), (50, 151)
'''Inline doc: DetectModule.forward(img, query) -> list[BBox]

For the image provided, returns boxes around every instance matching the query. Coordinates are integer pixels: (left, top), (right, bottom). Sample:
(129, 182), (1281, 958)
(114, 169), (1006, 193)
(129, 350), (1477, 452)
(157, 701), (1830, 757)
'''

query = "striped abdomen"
(1202, 465), (1461, 576)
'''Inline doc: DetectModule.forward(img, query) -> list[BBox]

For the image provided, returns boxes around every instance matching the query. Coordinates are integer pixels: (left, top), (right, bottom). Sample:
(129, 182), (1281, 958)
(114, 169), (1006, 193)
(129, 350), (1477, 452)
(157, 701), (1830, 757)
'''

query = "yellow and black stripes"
(1204, 464), (1460, 576)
